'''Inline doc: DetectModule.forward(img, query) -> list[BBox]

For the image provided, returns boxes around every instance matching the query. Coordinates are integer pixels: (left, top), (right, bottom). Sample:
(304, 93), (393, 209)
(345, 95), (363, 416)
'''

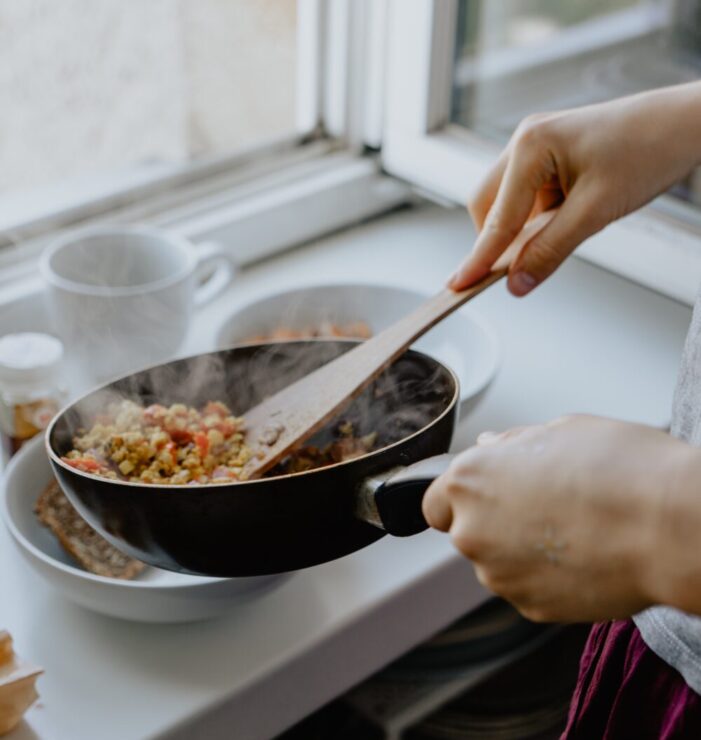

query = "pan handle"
(355, 454), (454, 537)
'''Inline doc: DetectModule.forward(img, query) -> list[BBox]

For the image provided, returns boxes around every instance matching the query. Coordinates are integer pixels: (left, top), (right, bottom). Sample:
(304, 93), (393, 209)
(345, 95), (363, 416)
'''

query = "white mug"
(40, 225), (236, 385)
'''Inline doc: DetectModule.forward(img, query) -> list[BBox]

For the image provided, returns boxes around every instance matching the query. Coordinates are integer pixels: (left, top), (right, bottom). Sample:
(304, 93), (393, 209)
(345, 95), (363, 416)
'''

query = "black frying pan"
(46, 340), (457, 577)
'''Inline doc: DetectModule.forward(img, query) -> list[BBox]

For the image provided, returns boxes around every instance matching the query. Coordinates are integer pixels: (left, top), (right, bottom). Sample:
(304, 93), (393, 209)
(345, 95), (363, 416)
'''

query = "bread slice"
(34, 480), (145, 580)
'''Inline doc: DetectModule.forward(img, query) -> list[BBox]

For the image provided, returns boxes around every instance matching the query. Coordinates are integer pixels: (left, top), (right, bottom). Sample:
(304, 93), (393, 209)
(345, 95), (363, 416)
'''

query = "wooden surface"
(240, 212), (555, 479)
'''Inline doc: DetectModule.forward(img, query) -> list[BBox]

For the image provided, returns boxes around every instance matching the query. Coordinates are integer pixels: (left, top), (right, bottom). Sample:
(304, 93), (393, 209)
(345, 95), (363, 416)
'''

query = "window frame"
(0, 0), (413, 296)
(381, 0), (701, 306)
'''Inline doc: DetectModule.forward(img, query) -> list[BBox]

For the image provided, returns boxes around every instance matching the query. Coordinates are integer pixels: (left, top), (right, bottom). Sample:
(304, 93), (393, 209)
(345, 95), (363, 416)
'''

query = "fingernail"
(510, 271), (537, 297)
(447, 271), (461, 289)
(477, 431), (500, 445)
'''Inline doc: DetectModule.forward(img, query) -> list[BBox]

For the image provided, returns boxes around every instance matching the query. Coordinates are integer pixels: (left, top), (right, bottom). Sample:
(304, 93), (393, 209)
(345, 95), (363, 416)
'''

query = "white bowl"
(215, 282), (500, 415)
(1, 437), (291, 623)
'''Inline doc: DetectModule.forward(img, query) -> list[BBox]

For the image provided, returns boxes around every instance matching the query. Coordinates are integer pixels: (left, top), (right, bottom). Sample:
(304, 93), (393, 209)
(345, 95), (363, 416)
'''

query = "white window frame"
(381, 0), (701, 306)
(0, 0), (410, 303)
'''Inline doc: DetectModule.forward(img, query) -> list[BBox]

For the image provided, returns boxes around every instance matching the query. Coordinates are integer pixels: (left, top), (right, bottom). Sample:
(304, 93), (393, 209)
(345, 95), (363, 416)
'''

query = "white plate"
(1, 436), (291, 623)
(215, 282), (500, 415)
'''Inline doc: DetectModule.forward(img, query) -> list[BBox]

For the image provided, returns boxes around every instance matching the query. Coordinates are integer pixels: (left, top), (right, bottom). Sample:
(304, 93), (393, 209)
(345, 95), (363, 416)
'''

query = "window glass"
(0, 0), (297, 196)
(451, 0), (701, 207)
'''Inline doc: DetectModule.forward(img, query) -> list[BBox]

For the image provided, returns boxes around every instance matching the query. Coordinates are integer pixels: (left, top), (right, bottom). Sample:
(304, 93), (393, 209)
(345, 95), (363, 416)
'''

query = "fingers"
(450, 135), (557, 290)
(467, 150), (509, 231)
(477, 426), (531, 446)
(450, 160), (538, 289)
(476, 431), (502, 446)
(422, 477), (454, 532)
(507, 182), (606, 296)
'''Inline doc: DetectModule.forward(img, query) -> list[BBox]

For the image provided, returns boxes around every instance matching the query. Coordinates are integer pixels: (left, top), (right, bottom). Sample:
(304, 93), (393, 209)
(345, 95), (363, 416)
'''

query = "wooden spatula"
(240, 212), (554, 479)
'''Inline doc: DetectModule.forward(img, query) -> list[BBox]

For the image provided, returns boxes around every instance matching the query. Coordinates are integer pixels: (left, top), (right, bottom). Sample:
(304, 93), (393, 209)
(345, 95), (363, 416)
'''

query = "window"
(451, 0), (701, 209)
(8, 0), (699, 304)
(0, 0), (298, 198)
(382, 0), (701, 305)
(0, 0), (409, 290)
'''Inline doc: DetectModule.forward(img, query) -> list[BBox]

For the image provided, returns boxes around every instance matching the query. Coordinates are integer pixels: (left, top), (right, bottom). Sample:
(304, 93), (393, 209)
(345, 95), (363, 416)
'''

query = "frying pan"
(46, 340), (458, 577)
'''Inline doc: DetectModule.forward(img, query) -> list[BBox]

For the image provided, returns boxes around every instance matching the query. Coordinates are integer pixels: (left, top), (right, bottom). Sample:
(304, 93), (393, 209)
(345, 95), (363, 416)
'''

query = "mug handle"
(194, 241), (237, 306)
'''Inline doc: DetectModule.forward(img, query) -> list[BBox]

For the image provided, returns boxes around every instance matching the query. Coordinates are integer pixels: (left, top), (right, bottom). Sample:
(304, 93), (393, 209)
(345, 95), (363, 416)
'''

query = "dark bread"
(34, 479), (145, 580)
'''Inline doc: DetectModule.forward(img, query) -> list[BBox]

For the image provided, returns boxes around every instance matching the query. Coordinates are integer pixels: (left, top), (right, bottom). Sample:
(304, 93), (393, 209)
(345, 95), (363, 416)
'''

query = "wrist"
(652, 82), (701, 171)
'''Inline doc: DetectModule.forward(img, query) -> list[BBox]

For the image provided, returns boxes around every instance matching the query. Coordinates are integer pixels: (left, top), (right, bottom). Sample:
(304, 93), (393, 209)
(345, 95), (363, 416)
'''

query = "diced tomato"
(194, 432), (209, 458)
(63, 457), (102, 473)
(167, 427), (193, 445)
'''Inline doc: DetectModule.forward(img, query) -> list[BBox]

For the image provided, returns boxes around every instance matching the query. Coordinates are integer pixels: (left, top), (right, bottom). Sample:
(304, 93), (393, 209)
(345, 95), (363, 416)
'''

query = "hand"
(422, 415), (700, 622)
(450, 82), (701, 296)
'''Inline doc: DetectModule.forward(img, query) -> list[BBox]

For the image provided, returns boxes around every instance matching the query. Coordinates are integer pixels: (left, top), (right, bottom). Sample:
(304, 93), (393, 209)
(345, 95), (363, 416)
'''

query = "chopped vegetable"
(62, 400), (250, 485)
(62, 400), (380, 485)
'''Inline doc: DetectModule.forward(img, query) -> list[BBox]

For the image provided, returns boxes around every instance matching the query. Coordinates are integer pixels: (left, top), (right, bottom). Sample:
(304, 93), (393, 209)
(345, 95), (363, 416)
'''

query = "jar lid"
(0, 333), (64, 388)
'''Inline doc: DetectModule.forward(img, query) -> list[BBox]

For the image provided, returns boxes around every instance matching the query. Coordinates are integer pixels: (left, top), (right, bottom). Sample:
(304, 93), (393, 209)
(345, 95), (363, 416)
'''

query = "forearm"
(644, 442), (701, 615)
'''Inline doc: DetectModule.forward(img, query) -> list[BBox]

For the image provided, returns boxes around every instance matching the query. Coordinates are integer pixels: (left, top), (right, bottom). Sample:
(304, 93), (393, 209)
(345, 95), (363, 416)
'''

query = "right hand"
(450, 82), (701, 297)
(422, 415), (692, 623)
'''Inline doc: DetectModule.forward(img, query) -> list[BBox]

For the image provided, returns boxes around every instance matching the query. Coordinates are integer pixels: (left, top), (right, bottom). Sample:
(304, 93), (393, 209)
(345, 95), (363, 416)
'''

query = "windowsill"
(1, 203), (692, 739)
(0, 150), (411, 366)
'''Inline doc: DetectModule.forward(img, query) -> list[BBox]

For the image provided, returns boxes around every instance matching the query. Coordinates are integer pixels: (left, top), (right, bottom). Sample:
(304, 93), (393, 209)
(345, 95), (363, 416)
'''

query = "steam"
(53, 289), (454, 465)
(46, 229), (198, 389)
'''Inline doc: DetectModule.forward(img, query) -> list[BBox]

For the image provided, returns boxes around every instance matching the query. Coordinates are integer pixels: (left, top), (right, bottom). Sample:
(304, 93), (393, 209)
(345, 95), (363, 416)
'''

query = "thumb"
(508, 185), (606, 297)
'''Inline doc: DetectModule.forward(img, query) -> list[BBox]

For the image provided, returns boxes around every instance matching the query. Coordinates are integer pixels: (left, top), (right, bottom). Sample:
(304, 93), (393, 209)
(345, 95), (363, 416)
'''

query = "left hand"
(422, 415), (693, 622)
(450, 84), (701, 296)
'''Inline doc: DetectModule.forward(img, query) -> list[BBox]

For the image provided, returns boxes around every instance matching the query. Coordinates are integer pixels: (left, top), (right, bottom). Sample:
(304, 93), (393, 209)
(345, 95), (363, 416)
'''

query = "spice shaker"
(0, 332), (66, 464)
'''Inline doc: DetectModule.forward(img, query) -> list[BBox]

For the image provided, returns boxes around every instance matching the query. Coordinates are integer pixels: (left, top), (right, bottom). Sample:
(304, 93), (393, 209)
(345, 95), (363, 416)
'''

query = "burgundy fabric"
(562, 619), (701, 739)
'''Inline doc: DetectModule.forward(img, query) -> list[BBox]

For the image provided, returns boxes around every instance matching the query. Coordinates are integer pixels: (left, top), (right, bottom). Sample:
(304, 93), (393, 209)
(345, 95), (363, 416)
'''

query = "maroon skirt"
(562, 619), (701, 739)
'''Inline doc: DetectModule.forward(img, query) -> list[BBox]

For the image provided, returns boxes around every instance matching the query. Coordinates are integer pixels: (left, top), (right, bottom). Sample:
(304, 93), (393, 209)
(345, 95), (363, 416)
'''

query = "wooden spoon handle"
(363, 267), (508, 364)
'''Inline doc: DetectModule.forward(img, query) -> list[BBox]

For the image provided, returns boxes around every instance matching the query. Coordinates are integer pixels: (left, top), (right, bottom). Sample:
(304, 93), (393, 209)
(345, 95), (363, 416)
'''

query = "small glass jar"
(0, 333), (66, 464)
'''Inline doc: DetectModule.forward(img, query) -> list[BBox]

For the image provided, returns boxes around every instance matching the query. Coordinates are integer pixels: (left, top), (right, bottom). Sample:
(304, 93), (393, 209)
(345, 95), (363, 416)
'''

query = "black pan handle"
(355, 454), (454, 537)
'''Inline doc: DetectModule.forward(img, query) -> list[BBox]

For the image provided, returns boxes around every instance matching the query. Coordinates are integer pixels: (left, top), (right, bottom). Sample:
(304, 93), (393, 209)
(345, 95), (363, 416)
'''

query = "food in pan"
(61, 399), (379, 484)
(35, 479), (145, 579)
(62, 400), (250, 484)
(273, 421), (377, 474)
(243, 320), (372, 343)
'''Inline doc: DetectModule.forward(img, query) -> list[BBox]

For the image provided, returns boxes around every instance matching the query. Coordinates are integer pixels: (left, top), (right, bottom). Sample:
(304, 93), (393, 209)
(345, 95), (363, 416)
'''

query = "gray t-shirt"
(634, 289), (701, 693)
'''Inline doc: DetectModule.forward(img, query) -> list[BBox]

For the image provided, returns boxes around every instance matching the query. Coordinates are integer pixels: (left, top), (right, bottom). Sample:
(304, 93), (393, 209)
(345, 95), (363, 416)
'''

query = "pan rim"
(45, 340), (460, 491)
